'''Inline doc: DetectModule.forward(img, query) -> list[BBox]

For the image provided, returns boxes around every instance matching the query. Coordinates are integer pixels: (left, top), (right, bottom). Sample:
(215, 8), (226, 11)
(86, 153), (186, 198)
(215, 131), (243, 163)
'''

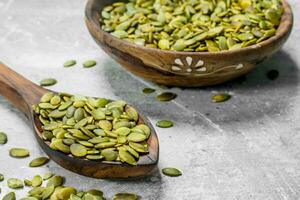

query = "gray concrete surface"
(0, 0), (300, 199)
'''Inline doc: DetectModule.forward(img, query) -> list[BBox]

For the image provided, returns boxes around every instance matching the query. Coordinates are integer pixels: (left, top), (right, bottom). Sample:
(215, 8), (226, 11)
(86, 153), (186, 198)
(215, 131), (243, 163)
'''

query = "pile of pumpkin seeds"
(1, 171), (139, 200)
(100, 0), (283, 52)
(32, 92), (150, 165)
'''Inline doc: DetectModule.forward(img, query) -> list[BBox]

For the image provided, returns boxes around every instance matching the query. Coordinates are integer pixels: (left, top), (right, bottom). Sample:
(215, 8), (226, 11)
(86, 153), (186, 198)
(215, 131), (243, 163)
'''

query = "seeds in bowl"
(99, 0), (283, 52)
(32, 92), (151, 165)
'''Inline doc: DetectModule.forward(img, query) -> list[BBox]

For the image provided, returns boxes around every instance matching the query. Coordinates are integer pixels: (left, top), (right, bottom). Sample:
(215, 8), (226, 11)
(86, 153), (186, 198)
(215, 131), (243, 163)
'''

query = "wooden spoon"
(0, 63), (159, 179)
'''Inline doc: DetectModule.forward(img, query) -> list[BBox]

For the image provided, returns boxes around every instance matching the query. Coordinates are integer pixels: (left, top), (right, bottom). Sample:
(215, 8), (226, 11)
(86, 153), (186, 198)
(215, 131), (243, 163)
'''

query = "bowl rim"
(85, 0), (293, 56)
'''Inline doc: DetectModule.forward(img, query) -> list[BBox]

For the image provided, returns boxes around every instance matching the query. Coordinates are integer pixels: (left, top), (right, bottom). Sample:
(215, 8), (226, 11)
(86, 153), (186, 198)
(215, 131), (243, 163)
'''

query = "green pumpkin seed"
(211, 93), (231, 103)
(2, 192), (16, 200)
(24, 179), (32, 186)
(9, 148), (30, 158)
(64, 60), (77, 67)
(40, 78), (57, 87)
(0, 173), (4, 182)
(57, 187), (77, 200)
(0, 132), (8, 144)
(127, 132), (147, 142)
(156, 120), (173, 128)
(142, 88), (155, 94)
(70, 144), (87, 157)
(83, 60), (97, 68)
(86, 155), (104, 160)
(31, 175), (43, 187)
(46, 176), (64, 187)
(101, 149), (118, 161)
(70, 194), (82, 200)
(7, 178), (24, 189)
(43, 172), (54, 180)
(29, 157), (49, 167)
(156, 92), (177, 102)
(113, 193), (137, 200)
(162, 167), (182, 177)
(119, 150), (136, 165)
(41, 185), (55, 199)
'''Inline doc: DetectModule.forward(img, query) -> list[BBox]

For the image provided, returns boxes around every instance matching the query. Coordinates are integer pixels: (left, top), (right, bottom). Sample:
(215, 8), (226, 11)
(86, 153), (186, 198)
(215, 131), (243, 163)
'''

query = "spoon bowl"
(85, 0), (293, 87)
(0, 63), (159, 179)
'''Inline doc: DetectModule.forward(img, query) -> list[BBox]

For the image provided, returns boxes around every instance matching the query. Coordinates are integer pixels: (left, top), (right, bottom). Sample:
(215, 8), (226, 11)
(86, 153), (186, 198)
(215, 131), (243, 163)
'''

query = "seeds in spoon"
(29, 157), (49, 167)
(156, 92), (177, 102)
(162, 167), (182, 177)
(156, 120), (174, 128)
(9, 148), (30, 158)
(142, 88), (155, 94)
(33, 93), (151, 165)
(7, 178), (24, 189)
(2, 192), (16, 200)
(211, 93), (231, 103)
(0, 132), (7, 144)
(63, 60), (76, 67)
(83, 60), (97, 68)
(113, 193), (138, 200)
(40, 78), (57, 87)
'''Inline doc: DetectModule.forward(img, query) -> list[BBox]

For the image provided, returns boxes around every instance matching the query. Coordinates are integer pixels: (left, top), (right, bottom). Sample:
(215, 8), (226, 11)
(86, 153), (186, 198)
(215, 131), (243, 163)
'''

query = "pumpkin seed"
(40, 78), (57, 87)
(0, 173), (4, 182)
(156, 92), (177, 102)
(63, 60), (76, 67)
(43, 172), (54, 180)
(127, 132), (147, 142)
(41, 185), (55, 199)
(24, 179), (32, 186)
(267, 69), (279, 80)
(113, 193), (137, 200)
(2, 192), (16, 200)
(211, 93), (231, 103)
(31, 175), (43, 187)
(29, 157), (49, 167)
(70, 143), (87, 157)
(101, 149), (118, 161)
(86, 155), (104, 160)
(0, 132), (8, 144)
(156, 120), (173, 128)
(142, 88), (155, 94)
(162, 167), (182, 177)
(83, 60), (97, 68)
(7, 178), (24, 189)
(46, 176), (64, 187)
(9, 148), (30, 158)
(119, 150), (137, 165)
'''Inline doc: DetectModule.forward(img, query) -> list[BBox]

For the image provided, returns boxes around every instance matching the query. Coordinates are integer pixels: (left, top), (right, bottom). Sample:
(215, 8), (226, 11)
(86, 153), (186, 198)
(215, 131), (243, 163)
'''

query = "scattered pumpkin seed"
(29, 157), (49, 167)
(24, 179), (32, 186)
(211, 93), (231, 103)
(43, 172), (54, 180)
(142, 88), (155, 94)
(40, 78), (57, 87)
(83, 60), (97, 68)
(31, 175), (43, 187)
(46, 176), (64, 187)
(162, 167), (182, 177)
(7, 178), (24, 189)
(0, 173), (4, 182)
(156, 120), (174, 128)
(63, 60), (77, 67)
(156, 92), (177, 102)
(113, 193), (138, 200)
(267, 69), (279, 80)
(2, 192), (16, 200)
(9, 148), (30, 158)
(0, 132), (7, 144)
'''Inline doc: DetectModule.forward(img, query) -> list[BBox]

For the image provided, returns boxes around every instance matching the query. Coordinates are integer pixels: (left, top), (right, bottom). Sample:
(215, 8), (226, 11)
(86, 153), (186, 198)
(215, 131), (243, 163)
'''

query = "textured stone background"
(0, 0), (300, 199)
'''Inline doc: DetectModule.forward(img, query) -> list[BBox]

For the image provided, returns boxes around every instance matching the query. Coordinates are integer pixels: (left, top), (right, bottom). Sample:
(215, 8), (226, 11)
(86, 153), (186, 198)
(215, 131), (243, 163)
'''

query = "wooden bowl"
(85, 0), (293, 87)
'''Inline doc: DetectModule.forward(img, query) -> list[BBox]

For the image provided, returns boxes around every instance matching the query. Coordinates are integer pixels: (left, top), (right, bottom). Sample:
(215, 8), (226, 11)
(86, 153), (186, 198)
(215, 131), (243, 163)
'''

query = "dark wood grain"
(0, 63), (159, 179)
(85, 0), (293, 87)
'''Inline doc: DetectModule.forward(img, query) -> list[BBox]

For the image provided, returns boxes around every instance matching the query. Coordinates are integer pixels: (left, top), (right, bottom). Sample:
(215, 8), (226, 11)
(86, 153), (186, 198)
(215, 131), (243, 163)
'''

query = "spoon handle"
(0, 63), (47, 117)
